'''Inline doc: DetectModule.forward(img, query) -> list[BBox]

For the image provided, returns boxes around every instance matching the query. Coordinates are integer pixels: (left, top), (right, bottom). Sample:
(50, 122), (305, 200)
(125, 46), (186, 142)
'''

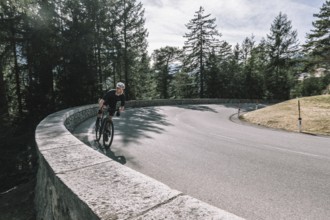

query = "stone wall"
(35, 100), (247, 220)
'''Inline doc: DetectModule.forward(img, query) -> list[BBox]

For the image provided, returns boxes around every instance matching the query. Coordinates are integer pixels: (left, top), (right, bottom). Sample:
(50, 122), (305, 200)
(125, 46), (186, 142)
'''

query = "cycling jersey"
(102, 89), (125, 111)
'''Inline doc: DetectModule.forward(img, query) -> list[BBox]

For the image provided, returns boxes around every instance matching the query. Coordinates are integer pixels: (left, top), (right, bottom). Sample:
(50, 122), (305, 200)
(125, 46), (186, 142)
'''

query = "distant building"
(298, 72), (311, 81)
(297, 68), (328, 81)
(314, 68), (327, 78)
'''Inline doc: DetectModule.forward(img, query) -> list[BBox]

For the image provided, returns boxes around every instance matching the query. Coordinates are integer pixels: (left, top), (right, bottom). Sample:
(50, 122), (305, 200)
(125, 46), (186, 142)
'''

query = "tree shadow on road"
(176, 103), (264, 113)
(114, 106), (172, 146)
(176, 105), (218, 113)
(223, 102), (268, 112)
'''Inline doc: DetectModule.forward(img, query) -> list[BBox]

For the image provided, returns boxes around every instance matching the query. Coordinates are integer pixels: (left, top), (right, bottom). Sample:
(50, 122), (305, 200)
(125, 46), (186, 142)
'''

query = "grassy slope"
(241, 95), (330, 135)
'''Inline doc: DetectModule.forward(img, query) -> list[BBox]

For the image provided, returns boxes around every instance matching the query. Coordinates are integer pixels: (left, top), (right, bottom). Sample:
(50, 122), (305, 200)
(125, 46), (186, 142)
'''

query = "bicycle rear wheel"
(103, 120), (114, 150)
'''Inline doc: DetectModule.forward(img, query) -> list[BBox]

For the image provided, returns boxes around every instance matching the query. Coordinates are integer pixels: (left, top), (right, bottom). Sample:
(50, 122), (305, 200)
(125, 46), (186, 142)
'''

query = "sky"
(141, 0), (325, 55)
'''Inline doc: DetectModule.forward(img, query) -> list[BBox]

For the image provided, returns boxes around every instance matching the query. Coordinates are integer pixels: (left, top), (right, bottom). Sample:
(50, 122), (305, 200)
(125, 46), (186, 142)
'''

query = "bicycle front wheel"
(103, 120), (114, 150)
(95, 119), (102, 141)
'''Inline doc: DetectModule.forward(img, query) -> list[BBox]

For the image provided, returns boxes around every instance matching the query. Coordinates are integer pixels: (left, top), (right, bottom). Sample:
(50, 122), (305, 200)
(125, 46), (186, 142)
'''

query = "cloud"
(142, 0), (325, 54)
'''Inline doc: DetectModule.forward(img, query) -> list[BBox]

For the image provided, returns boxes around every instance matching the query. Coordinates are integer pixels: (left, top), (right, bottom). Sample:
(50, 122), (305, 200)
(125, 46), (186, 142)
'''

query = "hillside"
(241, 95), (330, 136)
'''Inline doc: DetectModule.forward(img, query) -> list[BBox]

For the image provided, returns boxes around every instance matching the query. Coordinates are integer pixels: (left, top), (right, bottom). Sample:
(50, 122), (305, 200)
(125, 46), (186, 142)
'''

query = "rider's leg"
(104, 116), (113, 134)
(97, 109), (102, 118)
(96, 108), (103, 125)
(106, 109), (115, 130)
(108, 108), (115, 122)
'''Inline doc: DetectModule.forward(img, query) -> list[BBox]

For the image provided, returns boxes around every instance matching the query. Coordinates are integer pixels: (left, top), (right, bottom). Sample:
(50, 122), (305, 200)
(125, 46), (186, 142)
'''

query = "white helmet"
(116, 82), (125, 89)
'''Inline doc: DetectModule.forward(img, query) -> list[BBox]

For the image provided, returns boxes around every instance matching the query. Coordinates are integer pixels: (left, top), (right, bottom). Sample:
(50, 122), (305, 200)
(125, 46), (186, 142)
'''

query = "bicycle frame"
(95, 106), (120, 149)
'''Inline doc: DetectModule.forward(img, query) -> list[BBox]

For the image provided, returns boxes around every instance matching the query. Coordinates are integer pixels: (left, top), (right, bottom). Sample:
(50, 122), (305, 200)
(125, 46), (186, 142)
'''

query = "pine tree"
(115, 0), (149, 100)
(217, 41), (234, 98)
(183, 6), (221, 98)
(204, 41), (232, 98)
(228, 43), (244, 98)
(204, 51), (220, 98)
(265, 12), (299, 100)
(152, 46), (181, 99)
(171, 71), (196, 98)
(56, 0), (100, 107)
(0, 3), (11, 117)
(95, 0), (122, 91)
(304, 0), (330, 69)
(24, 0), (61, 114)
(133, 52), (153, 100)
(241, 36), (265, 99)
(0, 0), (32, 115)
(0, 51), (9, 117)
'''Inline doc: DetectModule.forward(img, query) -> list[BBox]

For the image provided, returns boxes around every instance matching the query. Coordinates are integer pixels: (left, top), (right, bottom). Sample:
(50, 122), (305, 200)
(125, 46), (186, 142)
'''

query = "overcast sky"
(142, 0), (325, 55)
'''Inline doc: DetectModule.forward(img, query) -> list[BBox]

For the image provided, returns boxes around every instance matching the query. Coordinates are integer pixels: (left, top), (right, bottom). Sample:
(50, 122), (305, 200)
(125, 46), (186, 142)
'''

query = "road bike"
(95, 107), (120, 150)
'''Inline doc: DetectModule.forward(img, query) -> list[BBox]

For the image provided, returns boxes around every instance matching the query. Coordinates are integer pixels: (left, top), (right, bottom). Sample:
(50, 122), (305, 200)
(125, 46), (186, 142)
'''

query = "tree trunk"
(12, 35), (23, 115)
(123, 0), (130, 100)
(123, 34), (130, 100)
(199, 43), (204, 98)
(96, 23), (103, 89)
(0, 64), (8, 117)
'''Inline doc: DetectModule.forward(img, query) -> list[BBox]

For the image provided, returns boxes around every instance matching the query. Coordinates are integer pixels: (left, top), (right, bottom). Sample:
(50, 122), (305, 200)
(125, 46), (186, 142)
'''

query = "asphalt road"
(74, 104), (330, 220)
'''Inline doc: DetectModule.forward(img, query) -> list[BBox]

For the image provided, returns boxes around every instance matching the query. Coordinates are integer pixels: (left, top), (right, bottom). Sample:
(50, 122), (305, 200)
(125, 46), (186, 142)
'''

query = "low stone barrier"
(35, 99), (247, 220)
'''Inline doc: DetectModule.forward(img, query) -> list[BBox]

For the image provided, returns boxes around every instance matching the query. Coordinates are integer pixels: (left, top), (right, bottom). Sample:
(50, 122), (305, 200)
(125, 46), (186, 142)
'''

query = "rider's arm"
(99, 98), (105, 108)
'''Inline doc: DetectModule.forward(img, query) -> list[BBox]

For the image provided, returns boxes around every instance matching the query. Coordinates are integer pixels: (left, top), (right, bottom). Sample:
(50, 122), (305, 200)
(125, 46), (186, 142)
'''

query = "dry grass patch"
(241, 95), (330, 135)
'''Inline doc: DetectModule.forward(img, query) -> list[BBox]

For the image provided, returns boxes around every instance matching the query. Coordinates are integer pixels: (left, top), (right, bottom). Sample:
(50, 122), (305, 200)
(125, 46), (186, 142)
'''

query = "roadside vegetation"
(241, 95), (330, 135)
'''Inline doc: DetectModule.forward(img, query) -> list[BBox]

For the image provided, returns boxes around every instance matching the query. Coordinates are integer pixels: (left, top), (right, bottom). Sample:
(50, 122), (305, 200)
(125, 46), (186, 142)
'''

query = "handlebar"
(100, 105), (122, 117)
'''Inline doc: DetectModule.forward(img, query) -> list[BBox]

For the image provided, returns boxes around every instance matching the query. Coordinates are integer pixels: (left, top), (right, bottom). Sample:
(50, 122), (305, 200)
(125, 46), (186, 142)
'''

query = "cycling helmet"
(116, 82), (125, 89)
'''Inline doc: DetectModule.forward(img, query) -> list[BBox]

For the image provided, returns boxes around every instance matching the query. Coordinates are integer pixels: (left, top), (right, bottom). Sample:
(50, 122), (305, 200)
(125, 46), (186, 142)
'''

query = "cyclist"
(96, 82), (125, 126)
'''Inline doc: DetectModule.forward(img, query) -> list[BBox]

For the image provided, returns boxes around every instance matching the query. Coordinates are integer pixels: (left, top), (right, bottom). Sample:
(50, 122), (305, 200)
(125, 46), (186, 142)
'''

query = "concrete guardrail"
(35, 99), (250, 220)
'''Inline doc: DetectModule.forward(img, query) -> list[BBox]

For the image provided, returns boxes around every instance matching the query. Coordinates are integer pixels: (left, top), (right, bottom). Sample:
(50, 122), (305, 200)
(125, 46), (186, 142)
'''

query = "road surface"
(74, 104), (330, 220)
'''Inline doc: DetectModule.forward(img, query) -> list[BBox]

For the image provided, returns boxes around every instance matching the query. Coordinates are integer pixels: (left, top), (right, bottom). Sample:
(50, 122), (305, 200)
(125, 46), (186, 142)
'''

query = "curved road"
(74, 104), (330, 220)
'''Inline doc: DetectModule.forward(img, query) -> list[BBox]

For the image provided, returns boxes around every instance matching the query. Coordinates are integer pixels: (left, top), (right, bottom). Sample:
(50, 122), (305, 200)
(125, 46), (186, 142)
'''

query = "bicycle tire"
(95, 119), (102, 141)
(103, 120), (114, 150)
